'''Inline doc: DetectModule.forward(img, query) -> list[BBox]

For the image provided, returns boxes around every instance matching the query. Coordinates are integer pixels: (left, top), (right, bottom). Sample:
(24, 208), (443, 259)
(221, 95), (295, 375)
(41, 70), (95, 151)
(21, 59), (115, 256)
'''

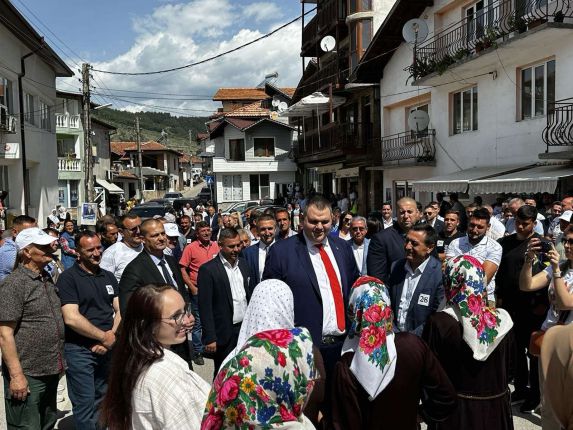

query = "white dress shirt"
(304, 234), (344, 336)
(397, 258), (430, 331)
(100, 242), (143, 282)
(149, 253), (176, 285)
(258, 240), (274, 281)
(219, 254), (247, 324)
(383, 218), (394, 229)
(445, 235), (502, 302)
(132, 349), (210, 430)
(351, 241), (365, 274)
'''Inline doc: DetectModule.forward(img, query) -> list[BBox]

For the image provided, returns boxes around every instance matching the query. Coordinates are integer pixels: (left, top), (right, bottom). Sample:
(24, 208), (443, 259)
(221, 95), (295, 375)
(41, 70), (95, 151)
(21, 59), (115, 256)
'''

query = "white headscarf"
(221, 279), (295, 367)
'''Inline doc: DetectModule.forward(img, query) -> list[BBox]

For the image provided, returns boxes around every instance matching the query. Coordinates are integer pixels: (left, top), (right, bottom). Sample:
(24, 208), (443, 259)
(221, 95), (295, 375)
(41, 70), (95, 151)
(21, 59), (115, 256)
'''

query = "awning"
(280, 92), (346, 118)
(469, 164), (573, 194)
(316, 163), (343, 174)
(412, 165), (534, 193)
(96, 179), (124, 194)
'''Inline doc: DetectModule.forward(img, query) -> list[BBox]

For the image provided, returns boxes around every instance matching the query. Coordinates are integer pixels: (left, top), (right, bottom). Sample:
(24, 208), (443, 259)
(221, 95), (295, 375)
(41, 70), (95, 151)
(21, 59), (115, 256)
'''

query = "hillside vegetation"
(93, 108), (209, 154)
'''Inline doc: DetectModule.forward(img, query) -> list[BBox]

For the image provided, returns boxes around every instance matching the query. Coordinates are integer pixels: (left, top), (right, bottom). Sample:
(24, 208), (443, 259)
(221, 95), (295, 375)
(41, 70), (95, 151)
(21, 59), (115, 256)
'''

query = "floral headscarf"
(443, 255), (513, 361)
(341, 276), (397, 400)
(202, 328), (317, 429)
(221, 280), (295, 369)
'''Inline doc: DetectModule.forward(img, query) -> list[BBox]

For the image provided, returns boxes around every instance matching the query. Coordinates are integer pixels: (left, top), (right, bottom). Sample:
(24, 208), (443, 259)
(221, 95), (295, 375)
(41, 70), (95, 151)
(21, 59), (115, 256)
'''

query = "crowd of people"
(0, 190), (572, 429)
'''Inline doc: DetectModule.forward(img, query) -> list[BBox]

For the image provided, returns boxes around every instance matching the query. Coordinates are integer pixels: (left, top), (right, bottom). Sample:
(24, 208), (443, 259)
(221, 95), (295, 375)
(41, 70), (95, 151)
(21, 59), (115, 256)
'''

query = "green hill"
(93, 108), (209, 154)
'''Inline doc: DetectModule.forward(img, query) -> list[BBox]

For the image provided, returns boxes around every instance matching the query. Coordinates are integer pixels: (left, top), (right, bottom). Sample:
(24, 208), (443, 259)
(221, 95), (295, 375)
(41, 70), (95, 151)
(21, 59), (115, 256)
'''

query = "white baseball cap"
(163, 223), (180, 237)
(164, 213), (176, 223)
(15, 227), (56, 250)
(560, 210), (573, 222)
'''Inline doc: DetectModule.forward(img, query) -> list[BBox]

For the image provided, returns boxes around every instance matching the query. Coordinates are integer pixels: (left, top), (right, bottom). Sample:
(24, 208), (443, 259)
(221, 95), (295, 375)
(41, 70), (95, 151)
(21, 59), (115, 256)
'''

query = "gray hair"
(508, 197), (524, 207)
(351, 216), (368, 226)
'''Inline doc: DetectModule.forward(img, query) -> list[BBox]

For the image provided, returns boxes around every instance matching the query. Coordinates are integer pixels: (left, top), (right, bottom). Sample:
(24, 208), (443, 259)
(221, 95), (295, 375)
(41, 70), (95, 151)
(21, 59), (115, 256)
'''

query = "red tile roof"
(212, 87), (296, 101)
(111, 141), (182, 156)
(197, 132), (209, 141)
(224, 101), (270, 118)
(225, 117), (258, 130)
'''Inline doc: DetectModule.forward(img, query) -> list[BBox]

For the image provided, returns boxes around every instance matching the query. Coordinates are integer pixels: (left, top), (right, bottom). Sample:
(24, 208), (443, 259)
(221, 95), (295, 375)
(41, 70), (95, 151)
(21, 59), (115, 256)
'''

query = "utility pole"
(135, 116), (144, 202)
(81, 63), (94, 202)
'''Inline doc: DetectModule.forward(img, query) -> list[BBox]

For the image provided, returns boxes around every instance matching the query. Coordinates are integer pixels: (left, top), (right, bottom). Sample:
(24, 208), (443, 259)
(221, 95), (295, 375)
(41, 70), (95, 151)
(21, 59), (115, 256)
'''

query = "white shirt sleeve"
(484, 240), (502, 266)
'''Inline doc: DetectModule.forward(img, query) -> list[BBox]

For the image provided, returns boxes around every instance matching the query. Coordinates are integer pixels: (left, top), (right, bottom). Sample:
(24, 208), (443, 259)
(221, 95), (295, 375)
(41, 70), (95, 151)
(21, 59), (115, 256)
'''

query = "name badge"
(437, 240), (444, 247)
(106, 285), (115, 295)
(417, 293), (430, 306)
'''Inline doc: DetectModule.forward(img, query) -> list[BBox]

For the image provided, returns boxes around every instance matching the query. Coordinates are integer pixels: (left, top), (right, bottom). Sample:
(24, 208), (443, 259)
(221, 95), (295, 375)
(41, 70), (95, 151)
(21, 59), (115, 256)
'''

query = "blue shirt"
(0, 239), (17, 282)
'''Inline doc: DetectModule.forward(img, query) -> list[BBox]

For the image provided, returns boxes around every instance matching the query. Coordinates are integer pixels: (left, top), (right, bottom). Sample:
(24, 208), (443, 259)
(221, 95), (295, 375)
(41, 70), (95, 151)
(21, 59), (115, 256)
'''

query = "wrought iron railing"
(297, 122), (371, 157)
(410, 0), (573, 80)
(381, 129), (436, 163)
(543, 98), (573, 148)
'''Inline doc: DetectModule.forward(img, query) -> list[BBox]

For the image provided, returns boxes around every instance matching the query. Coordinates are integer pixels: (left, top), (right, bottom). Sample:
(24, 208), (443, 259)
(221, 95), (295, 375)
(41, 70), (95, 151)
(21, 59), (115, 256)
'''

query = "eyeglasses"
(562, 238), (573, 246)
(351, 227), (366, 231)
(343, 218), (353, 223)
(160, 304), (193, 326)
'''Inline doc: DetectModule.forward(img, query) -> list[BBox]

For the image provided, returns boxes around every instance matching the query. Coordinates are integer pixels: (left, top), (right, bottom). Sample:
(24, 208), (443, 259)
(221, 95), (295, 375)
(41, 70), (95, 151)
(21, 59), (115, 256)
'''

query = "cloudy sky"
(15, 0), (313, 116)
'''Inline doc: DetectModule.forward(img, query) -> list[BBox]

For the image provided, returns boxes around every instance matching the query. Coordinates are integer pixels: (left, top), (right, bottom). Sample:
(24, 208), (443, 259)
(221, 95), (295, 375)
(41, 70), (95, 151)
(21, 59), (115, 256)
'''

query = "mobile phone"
(540, 242), (552, 254)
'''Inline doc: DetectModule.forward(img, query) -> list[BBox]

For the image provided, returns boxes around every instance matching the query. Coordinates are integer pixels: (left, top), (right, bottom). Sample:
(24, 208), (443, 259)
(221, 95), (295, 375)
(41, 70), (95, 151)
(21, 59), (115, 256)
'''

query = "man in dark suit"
(367, 197), (422, 283)
(119, 218), (192, 364)
(263, 195), (359, 374)
(387, 224), (444, 337)
(423, 202), (445, 235)
(205, 205), (220, 241)
(242, 213), (276, 292)
(198, 228), (251, 374)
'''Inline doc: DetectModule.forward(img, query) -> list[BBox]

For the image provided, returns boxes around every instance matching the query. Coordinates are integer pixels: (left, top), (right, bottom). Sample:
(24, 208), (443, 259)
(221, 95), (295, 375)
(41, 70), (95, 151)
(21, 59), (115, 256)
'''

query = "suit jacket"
(347, 238), (370, 276)
(197, 256), (251, 346)
(242, 243), (264, 292)
(431, 219), (445, 235)
(387, 256), (444, 337)
(119, 251), (190, 315)
(262, 233), (360, 345)
(366, 223), (407, 283)
(206, 214), (220, 241)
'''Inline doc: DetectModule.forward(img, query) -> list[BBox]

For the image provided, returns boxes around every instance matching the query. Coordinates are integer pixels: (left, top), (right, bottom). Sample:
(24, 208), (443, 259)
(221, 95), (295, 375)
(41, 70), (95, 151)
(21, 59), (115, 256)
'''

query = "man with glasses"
(57, 230), (121, 430)
(423, 203), (444, 235)
(349, 216), (369, 275)
(100, 214), (144, 283)
(332, 212), (353, 240)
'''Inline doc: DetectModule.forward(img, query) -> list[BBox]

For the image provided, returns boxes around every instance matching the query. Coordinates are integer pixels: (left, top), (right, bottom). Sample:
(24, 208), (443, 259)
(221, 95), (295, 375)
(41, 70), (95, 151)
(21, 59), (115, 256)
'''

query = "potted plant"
(527, 15), (547, 29)
(508, 13), (527, 33)
(554, 11), (565, 23)
(453, 47), (471, 61)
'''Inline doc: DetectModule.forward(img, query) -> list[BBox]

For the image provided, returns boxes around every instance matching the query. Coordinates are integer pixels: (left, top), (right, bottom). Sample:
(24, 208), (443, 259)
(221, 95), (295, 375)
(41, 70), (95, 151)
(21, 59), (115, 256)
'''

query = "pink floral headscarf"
(341, 276), (397, 400)
(443, 255), (513, 361)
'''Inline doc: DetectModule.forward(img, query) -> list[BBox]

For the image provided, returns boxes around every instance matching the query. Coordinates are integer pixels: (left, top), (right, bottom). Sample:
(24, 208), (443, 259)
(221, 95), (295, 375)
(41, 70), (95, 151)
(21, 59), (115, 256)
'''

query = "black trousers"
(513, 311), (545, 400)
(213, 323), (241, 377)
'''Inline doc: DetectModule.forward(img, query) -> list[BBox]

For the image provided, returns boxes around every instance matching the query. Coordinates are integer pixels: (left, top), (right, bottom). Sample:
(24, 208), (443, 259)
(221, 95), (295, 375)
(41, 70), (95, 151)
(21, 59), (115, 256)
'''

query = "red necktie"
(315, 244), (345, 331)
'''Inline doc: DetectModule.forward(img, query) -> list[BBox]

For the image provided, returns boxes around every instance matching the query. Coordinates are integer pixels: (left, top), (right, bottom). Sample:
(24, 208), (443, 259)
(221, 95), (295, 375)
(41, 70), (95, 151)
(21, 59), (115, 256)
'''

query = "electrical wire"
(91, 7), (317, 76)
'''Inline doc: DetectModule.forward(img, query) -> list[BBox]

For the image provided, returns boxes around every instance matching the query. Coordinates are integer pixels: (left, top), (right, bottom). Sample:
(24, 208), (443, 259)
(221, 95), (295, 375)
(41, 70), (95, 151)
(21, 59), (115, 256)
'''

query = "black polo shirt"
(56, 263), (118, 347)
(437, 230), (464, 254)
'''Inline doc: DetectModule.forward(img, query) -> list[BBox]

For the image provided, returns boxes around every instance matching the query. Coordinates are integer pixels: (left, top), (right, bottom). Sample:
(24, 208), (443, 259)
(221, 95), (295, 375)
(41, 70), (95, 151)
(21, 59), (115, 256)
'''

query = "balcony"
(296, 122), (371, 160)
(541, 98), (573, 158)
(410, 0), (573, 82)
(56, 113), (81, 129)
(58, 157), (82, 171)
(381, 129), (436, 166)
(294, 58), (349, 101)
(318, 0), (343, 33)
(302, 15), (319, 57)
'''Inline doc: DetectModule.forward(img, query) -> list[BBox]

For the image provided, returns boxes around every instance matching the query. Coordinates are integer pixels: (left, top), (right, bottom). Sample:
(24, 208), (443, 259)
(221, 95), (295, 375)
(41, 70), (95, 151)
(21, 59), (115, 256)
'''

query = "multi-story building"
(352, 0), (573, 208)
(292, 0), (395, 212)
(206, 86), (298, 205)
(0, 0), (73, 225)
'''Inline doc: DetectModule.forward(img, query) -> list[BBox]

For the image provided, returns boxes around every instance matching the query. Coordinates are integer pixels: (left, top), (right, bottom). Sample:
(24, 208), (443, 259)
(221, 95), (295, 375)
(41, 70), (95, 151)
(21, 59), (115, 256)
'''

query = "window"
(24, 93), (36, 125)
(223, 174), (243, 201)
(57, 138), (77, 157)
(350, 19), (372, 71)
(228, 138), (245, 161)
(253, 137), (275, 157)
(520, 59), (555, 120)
(0, 76), (11, 109)
(452, 86), (478, 134)
(58, 180), (80, 207)
(348, 0), (372, 14)
(465, 0), (497, 43)
(40, 100), (51, 131)
(250, 174), (270, 200)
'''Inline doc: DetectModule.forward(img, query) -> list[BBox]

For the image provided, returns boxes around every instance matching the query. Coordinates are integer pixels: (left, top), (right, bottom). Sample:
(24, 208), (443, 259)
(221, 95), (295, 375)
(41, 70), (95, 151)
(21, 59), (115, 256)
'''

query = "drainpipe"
(18, 42), (44, 215)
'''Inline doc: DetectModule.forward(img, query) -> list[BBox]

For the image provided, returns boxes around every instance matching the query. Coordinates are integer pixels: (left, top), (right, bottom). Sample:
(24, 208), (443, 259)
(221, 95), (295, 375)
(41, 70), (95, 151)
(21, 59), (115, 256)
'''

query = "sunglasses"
(562, 238), (573, 246)
(423, 212), (433, 216)
(124, 225), (141, 234)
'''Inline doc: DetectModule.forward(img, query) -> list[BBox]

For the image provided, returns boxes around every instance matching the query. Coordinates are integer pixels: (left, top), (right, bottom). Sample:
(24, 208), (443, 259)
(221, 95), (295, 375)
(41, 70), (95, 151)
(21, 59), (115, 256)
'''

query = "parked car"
(242, 205), (285, 218)
(225, 199), (274, 214)
(172, 198), (200, 215)
(163, 192), (183, 199)
(197, 187), (213, 204)
(128, 205), (170, 221)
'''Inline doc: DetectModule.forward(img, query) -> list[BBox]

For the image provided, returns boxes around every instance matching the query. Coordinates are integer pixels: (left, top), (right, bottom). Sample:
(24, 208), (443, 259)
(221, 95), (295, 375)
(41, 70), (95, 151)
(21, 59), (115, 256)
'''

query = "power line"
(92, 7), (317, 76)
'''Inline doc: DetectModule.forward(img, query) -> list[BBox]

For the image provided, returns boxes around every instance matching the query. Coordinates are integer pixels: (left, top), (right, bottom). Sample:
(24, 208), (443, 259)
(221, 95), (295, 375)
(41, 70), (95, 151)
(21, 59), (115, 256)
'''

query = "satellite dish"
(320, 35), (336, 52)
(408, 110), (430, 132)
(272, 98), (280, 107)
(278, 102), (288, 112)
(402, 19), (429, 44)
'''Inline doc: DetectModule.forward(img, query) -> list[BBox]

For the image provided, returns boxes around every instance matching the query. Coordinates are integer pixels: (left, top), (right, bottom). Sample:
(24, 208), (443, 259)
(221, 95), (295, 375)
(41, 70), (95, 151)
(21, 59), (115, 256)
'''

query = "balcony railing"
(318, 0), (342, 31)
(302, 14), (319, 52)
(543, 98), (573, 149)
(297, 122), (371, 157)
(56, 113), (81, 129)
(410, 0), (573, 81)
(58, 157), (82, 171)
(381, 129), (436, 164)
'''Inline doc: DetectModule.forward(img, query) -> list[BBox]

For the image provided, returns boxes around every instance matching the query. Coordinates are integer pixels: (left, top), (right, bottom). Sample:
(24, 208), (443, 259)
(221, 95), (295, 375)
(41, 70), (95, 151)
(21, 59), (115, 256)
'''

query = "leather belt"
(321, 335), (345, 345)
(458, 389), (509, 400)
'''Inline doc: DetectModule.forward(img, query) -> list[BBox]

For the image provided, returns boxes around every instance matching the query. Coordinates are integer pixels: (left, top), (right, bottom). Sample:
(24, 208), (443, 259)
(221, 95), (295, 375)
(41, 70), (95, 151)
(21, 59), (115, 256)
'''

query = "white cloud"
(74, 0), (303, 119)
(242, 2), (283, 22)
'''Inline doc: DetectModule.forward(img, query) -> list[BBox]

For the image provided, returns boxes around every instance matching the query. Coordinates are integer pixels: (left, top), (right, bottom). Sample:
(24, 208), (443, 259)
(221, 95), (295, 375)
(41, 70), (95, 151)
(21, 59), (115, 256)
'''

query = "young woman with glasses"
(100, 284), (210, 430)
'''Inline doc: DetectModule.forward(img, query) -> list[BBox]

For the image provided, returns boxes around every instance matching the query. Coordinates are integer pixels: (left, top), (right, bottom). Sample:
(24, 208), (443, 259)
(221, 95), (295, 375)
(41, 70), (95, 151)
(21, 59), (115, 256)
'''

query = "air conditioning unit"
(0, 105), (17, 134)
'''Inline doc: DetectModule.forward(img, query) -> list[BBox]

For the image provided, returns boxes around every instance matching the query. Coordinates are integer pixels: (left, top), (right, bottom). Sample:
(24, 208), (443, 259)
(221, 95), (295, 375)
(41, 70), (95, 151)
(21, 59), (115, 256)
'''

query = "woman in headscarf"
(202, 327), (318, 430)
(331, 276), (456, 430)
(423, 255), (514, 430)
(220, 279), (324, 427)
